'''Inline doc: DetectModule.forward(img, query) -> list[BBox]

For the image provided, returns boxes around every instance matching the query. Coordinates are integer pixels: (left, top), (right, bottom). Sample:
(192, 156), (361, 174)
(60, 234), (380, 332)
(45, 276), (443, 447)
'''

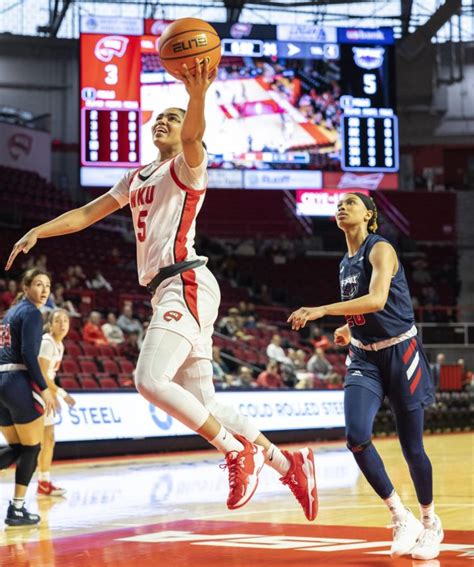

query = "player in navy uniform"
(0, 269), (55, 526)
(288, 193), (443, 561)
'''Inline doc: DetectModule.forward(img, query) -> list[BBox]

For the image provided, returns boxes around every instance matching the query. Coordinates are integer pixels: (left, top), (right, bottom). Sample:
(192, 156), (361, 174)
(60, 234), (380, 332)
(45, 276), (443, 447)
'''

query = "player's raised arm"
(5, 193), (120, 270)
(177, 58), (217, 167)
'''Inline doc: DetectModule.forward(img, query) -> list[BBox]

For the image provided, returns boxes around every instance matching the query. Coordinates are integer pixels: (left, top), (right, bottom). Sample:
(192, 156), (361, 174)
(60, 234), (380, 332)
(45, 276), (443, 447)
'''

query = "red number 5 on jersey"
(137, 210), (148, 242)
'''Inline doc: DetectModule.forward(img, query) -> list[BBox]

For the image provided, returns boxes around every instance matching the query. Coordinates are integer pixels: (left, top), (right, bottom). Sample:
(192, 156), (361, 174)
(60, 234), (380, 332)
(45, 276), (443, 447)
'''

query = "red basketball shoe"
(223, 434), (265, 510)
(37, 481), (66, 497)
(280, 448), (318, 521)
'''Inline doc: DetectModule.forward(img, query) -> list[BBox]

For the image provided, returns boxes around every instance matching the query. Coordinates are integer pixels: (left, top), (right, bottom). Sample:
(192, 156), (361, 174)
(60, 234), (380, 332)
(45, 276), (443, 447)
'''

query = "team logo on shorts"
(163, 310), (183, 322)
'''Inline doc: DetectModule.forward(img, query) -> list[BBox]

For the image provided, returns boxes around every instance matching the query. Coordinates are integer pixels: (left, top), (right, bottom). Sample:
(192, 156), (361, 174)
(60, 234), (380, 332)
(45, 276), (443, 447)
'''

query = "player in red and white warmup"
(37, 309), (76, 496)
(6, 59), (317, 518)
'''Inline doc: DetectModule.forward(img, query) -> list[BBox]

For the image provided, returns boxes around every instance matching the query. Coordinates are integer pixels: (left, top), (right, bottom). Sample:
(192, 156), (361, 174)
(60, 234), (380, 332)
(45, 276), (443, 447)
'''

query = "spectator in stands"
(51, 283), (80, 317)
(279, 348), (298, 388)
(120, 332), (140, 363)
(63, 266), (79, 290)
(430, 353), (445, 390)
(257, 361), (284, 390)
(238, 301), (249, 318)
(212, 346), (232, 388)
(87, 270), (113, 292)
(117, 303), (143, 338)
(266, 334), (287, 363)
(1, 279), (17, 311)
(82, 311), (108, 346)
(310, 326), (330, 350)
(456, 358), (470, 386)
(73, 265), (87, 283)
(306, 347), (332, 380)
(219, 307), (239, 336)
(218, 307), (245, 338)
(36, 254), (48, 272)
(102, 312), (125, 345)
(231, 365), (258, 389)
(109, 246), (124, 267)
(255, 283), (272, 304)
(295, 349), (308, 370)
(235, 239), (256, 256)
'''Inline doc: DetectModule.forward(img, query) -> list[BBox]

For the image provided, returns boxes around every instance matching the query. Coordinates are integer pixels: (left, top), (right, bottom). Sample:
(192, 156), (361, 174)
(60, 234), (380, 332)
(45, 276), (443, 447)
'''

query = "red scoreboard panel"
(80, 33), (141, 167)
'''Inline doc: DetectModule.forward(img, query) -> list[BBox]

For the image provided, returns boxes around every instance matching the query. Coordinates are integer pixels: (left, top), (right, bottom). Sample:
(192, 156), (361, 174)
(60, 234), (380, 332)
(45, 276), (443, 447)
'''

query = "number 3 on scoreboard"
(137, 210), (148, 242)
(105, 64), (118, 85)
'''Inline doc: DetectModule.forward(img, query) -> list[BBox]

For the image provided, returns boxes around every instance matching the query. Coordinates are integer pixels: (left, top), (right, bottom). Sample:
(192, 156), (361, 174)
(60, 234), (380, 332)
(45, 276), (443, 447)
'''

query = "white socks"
(384, 491), (406, 522)
(265, 444), (291, 476)
(39, 471), (50, 482)
(210, 426), (244, 454)
(12, 497), (25, 509)
(420, 502), (435, 528)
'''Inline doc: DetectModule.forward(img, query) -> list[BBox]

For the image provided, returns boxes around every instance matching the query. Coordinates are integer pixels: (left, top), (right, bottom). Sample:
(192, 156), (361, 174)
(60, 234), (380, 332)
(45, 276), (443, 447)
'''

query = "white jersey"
(39, 333), (64, 381)
(108, 152), (208, 286)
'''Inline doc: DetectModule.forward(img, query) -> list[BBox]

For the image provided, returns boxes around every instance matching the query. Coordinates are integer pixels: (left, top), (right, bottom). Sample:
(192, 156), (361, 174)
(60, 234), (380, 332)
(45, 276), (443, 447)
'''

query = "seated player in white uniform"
(37, 309), (76, 496)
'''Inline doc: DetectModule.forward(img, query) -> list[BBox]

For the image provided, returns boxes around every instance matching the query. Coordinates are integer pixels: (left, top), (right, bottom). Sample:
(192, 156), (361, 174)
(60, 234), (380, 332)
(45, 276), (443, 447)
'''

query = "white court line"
(195, 502), (474, 521)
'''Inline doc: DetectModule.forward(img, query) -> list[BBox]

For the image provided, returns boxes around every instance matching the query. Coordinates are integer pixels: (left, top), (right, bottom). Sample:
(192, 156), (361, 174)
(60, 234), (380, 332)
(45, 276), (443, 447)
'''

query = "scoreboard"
(80, 17), (398, 189)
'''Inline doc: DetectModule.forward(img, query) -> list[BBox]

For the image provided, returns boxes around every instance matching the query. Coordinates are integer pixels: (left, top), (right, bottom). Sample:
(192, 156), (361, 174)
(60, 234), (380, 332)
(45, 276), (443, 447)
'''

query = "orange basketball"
(159, 18), (221, 79)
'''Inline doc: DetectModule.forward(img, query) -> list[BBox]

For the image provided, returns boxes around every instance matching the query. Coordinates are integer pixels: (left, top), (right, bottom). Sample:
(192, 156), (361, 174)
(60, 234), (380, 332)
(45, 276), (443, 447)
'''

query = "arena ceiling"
(0, 0), (473, 41)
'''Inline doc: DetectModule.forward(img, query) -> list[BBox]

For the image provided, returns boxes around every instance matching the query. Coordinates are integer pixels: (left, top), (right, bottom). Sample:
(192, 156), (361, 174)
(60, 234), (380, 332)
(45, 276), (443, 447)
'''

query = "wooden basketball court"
(1, 432), (472, 566)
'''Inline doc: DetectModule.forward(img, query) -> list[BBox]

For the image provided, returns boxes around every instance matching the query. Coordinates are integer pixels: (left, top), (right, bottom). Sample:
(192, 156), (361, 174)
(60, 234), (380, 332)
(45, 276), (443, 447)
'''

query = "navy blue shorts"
(0, 370), (45, 426)
(344, 336), (435, 412)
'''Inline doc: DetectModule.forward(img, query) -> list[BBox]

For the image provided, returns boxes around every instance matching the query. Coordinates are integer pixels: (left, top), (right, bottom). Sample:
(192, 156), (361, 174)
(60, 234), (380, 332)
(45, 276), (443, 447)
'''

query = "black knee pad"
(15, 444), (41, 487)
(347, 438), (372, 454)
(0, 443), (22, 469)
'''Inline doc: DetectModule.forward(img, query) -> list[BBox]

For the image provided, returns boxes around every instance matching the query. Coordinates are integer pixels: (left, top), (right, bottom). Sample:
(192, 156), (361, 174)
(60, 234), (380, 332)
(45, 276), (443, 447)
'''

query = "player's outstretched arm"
(177, 57), (217, 167)
(288, 243), (397, 330)
(5, 193), (119, 270)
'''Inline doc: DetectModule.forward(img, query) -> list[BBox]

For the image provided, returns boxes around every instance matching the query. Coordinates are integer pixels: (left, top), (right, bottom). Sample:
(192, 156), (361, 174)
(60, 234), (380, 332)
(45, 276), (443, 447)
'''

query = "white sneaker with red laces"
(223, 434), (265, 510)
(389, 508), (424, 557)
(411, 515), (444, 560)
(37, 481), (66, 497)
(280, 448), (318, 521)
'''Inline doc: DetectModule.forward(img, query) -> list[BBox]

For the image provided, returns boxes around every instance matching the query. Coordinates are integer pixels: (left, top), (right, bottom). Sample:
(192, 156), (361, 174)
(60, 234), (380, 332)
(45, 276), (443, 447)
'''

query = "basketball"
(159, 18), (221, 79)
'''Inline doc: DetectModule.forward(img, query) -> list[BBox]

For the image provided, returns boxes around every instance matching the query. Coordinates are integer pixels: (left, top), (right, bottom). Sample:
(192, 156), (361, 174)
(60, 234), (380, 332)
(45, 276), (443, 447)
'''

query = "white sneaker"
(389, 508), (424, 557)
(411, 515), (444, 560)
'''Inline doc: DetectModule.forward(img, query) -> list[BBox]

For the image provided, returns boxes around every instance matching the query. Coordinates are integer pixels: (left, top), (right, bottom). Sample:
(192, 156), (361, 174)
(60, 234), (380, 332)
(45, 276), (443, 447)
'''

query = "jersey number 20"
(346, 314), (366, 327)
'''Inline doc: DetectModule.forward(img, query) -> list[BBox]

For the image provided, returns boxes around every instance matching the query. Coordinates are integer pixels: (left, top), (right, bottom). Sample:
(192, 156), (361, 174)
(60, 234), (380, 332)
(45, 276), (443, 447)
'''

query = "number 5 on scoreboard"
(363, 73), (377, 95)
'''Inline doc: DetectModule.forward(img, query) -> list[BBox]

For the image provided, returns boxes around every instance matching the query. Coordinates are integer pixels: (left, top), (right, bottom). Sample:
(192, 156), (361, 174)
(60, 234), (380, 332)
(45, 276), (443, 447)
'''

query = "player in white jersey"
(6, 59), (317, 519)
(37, 309), (76, 496)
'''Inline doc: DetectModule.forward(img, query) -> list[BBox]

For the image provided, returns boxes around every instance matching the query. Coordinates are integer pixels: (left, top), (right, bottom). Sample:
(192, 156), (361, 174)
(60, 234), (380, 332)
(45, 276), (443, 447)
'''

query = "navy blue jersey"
(339, 234), (414, 344)
(0, 298), (47, 390)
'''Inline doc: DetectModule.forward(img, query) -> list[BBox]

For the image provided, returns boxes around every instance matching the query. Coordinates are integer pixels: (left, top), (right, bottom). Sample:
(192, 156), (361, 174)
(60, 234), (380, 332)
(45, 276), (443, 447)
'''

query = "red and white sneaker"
(280, 448), (318, 521)
(223, 434), (265, 510)
(37, 481), (66, 497)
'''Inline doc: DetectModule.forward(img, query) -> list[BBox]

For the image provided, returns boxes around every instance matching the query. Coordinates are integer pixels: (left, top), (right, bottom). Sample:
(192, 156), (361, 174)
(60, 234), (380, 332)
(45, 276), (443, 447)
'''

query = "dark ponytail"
(352, 192), (378, 233)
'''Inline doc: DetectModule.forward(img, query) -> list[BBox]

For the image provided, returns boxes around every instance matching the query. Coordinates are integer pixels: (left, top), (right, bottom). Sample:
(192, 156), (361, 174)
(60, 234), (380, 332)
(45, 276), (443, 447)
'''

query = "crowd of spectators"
(0, 241), (467, 392)
(213, 311), (346, 391)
